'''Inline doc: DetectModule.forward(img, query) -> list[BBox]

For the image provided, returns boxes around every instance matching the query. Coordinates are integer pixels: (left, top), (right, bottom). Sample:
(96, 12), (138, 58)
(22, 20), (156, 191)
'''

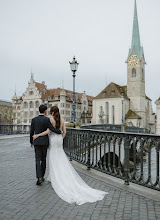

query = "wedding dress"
(47, 133), (108, 205)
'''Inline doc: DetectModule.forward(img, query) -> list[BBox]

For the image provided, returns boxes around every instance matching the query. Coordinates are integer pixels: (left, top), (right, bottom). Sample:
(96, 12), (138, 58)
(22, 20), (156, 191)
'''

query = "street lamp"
(69, 56), (79, 123)
(121, 93), (124, 124)
(44, 99), (48, 115)
(84, 109), (87, 125)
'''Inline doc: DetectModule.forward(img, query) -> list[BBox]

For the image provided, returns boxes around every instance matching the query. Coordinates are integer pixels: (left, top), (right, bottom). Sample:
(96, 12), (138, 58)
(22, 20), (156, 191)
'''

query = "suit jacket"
(30, 115), (61, 146)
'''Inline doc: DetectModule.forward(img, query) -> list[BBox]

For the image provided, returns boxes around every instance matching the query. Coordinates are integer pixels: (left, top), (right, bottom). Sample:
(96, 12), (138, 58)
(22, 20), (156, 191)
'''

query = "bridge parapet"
(64, 127), (160, 191)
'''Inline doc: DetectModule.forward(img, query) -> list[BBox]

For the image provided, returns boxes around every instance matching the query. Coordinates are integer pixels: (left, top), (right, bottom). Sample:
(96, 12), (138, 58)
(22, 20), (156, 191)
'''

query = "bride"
(33, 106), (108, 205)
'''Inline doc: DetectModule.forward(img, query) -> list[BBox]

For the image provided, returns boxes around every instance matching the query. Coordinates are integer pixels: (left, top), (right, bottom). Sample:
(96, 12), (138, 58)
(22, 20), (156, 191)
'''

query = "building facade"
(92, 0), (155, 133)
(12, 74), (93, 125)
(0, 100), (12, 124)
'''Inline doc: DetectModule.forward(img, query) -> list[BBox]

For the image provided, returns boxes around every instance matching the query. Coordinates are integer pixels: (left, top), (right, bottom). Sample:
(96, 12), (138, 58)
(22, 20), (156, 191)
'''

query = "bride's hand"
(33, 134), (39, 140)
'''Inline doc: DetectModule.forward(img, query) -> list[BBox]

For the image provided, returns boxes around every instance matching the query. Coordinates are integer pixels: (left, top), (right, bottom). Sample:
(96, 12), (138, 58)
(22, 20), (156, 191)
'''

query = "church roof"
(94, 82), (128, 99)
(128, 0), (143, 59)
(125, 109), (141, 119)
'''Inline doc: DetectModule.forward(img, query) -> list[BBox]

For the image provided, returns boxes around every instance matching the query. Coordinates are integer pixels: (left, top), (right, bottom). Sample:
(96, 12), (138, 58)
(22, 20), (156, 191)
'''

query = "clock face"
(128, 55), (139, 66)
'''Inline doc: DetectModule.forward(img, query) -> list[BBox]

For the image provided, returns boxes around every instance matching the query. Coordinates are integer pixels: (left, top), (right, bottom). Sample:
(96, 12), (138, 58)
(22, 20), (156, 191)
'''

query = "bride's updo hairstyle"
(50, 106), (61, 129)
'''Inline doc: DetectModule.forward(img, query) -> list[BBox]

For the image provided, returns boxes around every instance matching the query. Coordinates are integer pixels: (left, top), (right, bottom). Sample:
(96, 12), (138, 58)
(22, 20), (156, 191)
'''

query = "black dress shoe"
(36, 178), (42, 185)
(42, 177), (45, 182)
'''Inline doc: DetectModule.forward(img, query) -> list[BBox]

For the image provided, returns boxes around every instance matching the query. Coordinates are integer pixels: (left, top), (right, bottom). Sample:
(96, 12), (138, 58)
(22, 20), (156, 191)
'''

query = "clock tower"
(127, 0), (146, 127)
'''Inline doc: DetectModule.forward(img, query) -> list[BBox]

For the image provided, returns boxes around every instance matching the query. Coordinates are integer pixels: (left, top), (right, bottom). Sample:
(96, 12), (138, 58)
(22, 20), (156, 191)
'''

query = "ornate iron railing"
(0, 124), (30, 135)
(81, 124), (149, 133)
(64, 128), (160, 191)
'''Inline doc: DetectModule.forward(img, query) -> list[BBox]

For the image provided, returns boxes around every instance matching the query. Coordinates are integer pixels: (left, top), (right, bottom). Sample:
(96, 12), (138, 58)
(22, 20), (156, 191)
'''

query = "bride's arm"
(33, 128), (50, 140)
(62, 120), (66, 139)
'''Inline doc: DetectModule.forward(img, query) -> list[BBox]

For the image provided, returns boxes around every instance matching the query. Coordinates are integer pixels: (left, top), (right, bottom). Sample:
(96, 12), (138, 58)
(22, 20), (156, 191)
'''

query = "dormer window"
(29, 91), (34, 95)
(132, 68), (136, 77)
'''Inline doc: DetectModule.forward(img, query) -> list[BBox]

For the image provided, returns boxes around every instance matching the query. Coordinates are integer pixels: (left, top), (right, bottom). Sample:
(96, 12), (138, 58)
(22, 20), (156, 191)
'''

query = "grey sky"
(0, 0), (159, 111)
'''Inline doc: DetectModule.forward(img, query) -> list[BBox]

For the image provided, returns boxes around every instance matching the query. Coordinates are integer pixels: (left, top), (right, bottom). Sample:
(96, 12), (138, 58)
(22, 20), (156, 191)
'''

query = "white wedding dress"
(47, 133), (108, 205)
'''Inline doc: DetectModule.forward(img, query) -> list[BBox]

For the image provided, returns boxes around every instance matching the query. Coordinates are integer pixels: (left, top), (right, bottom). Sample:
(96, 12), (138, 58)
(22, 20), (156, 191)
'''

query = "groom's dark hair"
(39, 105), (47, 113)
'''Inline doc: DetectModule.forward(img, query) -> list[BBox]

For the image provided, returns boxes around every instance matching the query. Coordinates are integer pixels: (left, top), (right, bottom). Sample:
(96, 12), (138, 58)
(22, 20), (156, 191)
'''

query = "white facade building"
(12, 74), (93, 125)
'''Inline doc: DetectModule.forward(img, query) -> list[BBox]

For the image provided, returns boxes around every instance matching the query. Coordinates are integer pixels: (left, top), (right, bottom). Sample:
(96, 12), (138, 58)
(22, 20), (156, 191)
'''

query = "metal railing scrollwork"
(64, 128), (160, 191)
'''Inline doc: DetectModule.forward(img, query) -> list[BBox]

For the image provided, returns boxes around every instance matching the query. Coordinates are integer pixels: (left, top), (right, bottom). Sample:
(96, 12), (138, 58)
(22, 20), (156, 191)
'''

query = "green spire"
(128, 0), (143, 59)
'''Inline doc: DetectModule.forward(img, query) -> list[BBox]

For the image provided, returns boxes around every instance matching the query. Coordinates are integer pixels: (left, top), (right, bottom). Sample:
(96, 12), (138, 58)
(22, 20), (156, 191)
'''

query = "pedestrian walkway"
(0, 136), (160, 220)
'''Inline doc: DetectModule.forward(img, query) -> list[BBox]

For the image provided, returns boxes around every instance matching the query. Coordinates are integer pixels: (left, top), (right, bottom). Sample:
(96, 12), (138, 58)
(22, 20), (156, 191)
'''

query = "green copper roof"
(128, 0), (143, 59)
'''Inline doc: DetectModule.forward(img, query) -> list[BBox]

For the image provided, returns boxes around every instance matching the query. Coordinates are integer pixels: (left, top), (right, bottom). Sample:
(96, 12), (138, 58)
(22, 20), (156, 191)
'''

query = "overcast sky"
(0, 0), (159, 111)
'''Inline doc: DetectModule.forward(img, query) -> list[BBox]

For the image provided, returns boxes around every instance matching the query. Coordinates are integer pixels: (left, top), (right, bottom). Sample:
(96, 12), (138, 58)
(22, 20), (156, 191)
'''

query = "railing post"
(87, 132), (91, 170)
(124, 136), (130, 185)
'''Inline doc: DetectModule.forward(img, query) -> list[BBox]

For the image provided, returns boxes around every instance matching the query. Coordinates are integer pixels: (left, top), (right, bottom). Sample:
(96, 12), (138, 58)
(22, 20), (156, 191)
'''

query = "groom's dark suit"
(30, 115), (61, 179)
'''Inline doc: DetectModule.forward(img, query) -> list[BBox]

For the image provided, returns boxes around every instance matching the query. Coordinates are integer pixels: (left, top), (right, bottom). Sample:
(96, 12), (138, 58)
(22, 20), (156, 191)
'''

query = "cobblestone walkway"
(0, 136), (160, 220)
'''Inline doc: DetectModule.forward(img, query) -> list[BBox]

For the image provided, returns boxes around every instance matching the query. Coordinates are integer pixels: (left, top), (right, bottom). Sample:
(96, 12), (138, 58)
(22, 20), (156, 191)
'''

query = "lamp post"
(44, 99), (48, 115)
(84, 109), (87, 125)
(69, 56), (79, 123)
(121, 93), (124, 124)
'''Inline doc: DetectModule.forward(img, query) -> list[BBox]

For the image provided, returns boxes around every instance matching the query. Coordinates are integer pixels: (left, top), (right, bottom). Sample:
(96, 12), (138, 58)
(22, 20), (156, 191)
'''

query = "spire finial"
(128, 0), (143, 59)
(134, 0), (137, 18)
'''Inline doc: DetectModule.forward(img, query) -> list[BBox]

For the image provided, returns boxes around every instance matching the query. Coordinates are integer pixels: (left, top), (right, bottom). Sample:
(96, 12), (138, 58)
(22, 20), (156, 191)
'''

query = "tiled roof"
(47, 88), (94, 103)
(125, 109), (141, 119)
(35, 82), (48, 100)
(94, 82), (128, 99)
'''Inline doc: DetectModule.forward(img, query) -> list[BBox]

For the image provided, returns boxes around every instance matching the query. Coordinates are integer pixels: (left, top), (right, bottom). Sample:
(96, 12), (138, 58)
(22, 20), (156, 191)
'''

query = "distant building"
(12, 74), (93, 125)
(0, 100), (12, 124)
(92, 0), (156, 133)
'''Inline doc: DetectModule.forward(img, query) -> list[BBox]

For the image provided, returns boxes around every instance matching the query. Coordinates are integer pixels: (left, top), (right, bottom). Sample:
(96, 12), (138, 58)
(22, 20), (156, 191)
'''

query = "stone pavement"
(0, 136), (160, 220)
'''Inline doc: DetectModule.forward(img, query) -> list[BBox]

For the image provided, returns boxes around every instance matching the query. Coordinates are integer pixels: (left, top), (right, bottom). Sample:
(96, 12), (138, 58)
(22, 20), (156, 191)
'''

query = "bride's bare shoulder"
(50, 117), (55, 125)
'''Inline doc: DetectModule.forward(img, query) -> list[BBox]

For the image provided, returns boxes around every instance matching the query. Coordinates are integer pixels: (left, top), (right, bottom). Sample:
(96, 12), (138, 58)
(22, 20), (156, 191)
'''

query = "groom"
(30, 104), (62, 185)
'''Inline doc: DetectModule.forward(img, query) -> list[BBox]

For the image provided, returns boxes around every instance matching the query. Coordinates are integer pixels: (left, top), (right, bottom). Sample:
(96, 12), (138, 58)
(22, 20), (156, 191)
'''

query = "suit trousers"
(34, 145), (48, 178)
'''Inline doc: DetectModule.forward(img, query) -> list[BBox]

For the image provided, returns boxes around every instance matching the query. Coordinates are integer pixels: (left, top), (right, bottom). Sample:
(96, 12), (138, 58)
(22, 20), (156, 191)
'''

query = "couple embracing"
(30, 104), (108, 205)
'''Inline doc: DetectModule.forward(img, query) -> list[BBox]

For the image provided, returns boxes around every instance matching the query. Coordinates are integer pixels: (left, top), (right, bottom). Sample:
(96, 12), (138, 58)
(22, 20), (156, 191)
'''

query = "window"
(132, 68), (136, 77)
(24, 112), (28, 118)
(17, 113), (21, 117)
(66, 104), (70, 108)
(24, 102), (28, 109)
(106, 102), (109, 123)
(17, 106), (21, 110)
(30, 101), (34, 108)
(30, 111), (33, 117)
(112, 105), (115, 124)
(36, 101), (39, 108)
(83, 101), (86, 105)
(61, 110), (65, 115)
(66, 111), (70, 116)
(29, 91), (34, 95)
(61, 103), (65, 108)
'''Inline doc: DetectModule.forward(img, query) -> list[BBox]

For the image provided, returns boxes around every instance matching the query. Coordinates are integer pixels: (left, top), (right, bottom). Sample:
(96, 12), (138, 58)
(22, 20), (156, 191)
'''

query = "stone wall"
(0, 100), (12, 124)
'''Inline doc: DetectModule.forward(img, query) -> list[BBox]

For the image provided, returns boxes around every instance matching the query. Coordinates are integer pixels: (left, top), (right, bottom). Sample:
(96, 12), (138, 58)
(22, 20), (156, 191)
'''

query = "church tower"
(127, 0), (146, 127)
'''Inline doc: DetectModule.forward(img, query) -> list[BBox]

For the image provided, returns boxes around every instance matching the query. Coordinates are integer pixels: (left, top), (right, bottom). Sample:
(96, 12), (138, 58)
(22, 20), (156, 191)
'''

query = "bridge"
(0, 127), (160, 220)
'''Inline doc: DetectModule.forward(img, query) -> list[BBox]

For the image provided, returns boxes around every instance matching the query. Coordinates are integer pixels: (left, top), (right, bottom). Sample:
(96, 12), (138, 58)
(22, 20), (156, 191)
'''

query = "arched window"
(36, 101), (39, 108)
(106, 102), (109, 124)
(30, 101), (34, 108)
(112, 105), (115, 124)
(132, 68), (136, 78)
(24, 102), (28, 109)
